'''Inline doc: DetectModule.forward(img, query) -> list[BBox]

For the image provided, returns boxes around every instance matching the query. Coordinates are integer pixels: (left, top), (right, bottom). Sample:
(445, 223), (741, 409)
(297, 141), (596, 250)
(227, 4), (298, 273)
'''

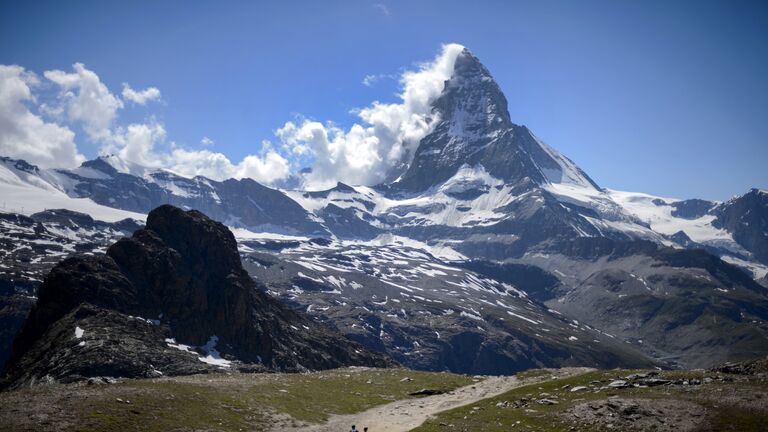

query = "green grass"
(3, 367), (766, 431)
(0, 367), (474, 432)
(412, 369), (768, 432)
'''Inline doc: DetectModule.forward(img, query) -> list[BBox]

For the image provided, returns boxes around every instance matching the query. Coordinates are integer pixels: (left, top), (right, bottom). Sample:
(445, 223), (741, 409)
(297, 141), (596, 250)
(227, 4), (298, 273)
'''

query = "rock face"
(0, 209), (140, 372)
(523, 238), (768, 368)
(2, 205), (388, 388)
(713, 189), (768, 265)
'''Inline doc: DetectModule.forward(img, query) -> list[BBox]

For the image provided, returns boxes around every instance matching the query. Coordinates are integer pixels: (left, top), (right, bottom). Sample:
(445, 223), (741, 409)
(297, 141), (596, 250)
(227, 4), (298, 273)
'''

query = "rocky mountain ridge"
(1, 205), (387, 388)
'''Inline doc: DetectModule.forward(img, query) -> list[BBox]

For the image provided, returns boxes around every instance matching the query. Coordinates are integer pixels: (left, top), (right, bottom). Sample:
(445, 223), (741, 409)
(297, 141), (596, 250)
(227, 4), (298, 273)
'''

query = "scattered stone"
(639, 378), (670, 387)
(608, 380), (630, 389)
(87, 377), (119, 385)
(562, 398), (706, 431)
(570, 386), (589, 392)
(409, 388), (445, 396)
(625, 373), (648, 380)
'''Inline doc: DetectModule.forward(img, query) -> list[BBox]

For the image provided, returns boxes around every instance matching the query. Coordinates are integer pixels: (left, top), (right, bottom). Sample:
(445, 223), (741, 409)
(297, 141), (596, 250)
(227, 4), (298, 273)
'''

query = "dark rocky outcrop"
(0, 209), (141, 373)
(713, 189), (768, 265)
(670, 199), (716, 220)
(2, 205), (389, 388)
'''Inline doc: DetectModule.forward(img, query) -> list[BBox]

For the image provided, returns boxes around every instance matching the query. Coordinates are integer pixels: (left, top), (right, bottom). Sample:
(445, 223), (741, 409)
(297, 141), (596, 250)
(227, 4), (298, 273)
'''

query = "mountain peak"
(432, 48), (512, 132)
(451, 48), (494, 84)
(389, 48), (598, 193)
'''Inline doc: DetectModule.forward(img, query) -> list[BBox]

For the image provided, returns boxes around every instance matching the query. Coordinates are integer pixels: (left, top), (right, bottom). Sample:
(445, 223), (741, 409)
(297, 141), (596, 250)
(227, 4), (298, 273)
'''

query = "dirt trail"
(289, 367), (593, 432)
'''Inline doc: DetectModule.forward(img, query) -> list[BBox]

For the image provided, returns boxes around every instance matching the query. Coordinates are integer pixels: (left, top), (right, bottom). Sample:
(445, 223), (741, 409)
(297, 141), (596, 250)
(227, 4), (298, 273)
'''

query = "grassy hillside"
(0, 367), (472, 431)
(1, 363), (766, 431)
(414, 367), (768, 431)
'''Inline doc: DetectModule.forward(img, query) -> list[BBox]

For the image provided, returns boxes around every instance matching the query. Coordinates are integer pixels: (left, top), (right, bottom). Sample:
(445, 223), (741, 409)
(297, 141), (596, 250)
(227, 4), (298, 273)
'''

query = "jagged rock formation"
(0, 209), (140, 372)
(2, 205), (388, 388)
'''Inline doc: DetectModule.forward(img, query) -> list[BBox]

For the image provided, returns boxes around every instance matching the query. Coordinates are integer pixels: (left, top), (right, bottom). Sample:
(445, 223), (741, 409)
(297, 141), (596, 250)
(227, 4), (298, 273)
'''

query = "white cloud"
(0, 65), (85, 169)
(38, 63), (288, 185)
(200, 136), (214, 147)
(277, 43), (465, 190)
(168, 145), (291, 184)
(98, 120), (290, 185)
(373, 3), (391, 16)
(122, 83), (161, 105)
(0, 60), (290, 186)
(44, 63), (123, 143)
(361, 73), (396, 87)
(110, 121), (168, 169)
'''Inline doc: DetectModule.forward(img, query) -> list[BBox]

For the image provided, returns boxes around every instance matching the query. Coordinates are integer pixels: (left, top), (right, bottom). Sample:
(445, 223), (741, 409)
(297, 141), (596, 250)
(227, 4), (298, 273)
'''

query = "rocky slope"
(242, 236), (655, 375)
(2, 205), (387, 388)
(0, 209), (141, 371)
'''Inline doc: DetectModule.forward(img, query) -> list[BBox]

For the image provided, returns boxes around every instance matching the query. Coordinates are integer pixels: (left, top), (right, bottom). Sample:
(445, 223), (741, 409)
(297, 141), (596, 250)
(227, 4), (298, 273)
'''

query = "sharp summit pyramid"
(391, 48), (599, 193)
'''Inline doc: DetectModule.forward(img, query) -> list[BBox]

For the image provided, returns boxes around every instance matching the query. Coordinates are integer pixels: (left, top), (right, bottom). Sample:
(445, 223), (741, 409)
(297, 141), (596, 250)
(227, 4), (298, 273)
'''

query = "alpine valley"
(1, 48), (767, 387)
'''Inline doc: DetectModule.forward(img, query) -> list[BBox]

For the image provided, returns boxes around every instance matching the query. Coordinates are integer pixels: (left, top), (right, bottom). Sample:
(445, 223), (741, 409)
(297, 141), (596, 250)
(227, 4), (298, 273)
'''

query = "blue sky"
(1, 0), (766, 199)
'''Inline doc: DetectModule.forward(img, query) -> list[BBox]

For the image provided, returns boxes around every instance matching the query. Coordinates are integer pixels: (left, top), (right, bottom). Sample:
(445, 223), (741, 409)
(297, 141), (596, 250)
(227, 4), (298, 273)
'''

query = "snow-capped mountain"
(0, 155), (326, 236)
(391, 48), (598, 193)
(1, 48), (767, 374)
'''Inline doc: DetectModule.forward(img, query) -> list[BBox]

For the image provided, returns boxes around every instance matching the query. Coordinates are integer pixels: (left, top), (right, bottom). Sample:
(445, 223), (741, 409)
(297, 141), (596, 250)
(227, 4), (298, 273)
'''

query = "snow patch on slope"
(0, 160), (145, 222)
(533, 134), (596, 189)
(606, 189), (731, 244)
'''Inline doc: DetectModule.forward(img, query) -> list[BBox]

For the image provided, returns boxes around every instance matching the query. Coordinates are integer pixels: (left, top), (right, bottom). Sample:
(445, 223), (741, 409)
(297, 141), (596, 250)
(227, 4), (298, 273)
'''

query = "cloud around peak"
(278, 43), (465, 190)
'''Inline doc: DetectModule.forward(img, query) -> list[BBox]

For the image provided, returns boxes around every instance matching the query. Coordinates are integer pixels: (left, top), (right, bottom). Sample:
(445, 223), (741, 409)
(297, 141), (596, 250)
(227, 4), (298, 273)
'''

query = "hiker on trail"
(364, 428), (368, 432)
(350, 425), (357, 432)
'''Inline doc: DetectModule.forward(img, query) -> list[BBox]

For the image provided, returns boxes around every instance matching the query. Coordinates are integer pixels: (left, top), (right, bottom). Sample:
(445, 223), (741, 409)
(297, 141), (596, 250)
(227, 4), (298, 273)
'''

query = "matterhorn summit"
(392, 48), (598, 194)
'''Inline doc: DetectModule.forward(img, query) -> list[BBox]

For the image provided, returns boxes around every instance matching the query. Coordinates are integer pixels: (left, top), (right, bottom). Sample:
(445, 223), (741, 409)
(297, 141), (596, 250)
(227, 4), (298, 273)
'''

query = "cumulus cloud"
(168, 145), (291, 184)
(122, 83), (161, 105)
(38, 63), (290, 185)
(0, 61), (290, 186)
(108, 121), (168, 168)
(99, 120), (291, 184)
(0, 65), (85, 168)
(200, 136), (214, 147)
(44, 63), (124, 142)
(277, 43), (464, 190)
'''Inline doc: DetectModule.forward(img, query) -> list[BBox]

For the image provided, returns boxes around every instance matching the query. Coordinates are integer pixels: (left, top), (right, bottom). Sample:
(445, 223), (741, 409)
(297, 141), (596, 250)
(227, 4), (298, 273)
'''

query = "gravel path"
(292, 368), (593, 432)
